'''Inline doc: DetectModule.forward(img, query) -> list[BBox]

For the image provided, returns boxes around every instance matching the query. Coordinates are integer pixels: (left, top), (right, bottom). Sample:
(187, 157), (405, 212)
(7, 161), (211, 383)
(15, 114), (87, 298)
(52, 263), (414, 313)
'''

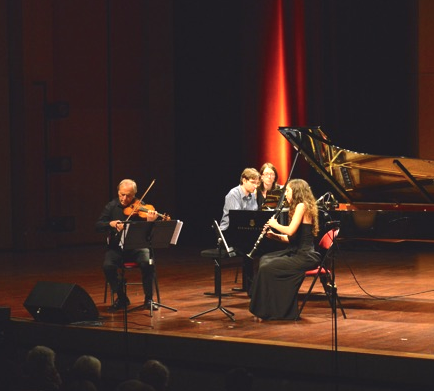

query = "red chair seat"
(305, 267), (328, 276)
(123, 262), (139, 269)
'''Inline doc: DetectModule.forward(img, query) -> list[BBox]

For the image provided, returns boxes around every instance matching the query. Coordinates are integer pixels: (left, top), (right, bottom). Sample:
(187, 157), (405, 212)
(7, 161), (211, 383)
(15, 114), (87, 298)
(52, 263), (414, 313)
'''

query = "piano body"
(278, 126), (434, 242)
(226, 210), (287, 255)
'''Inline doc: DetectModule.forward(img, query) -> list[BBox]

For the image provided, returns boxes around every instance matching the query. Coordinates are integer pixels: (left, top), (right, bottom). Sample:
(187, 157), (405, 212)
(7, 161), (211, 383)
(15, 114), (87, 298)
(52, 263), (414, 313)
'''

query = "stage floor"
(3, 241), (434, 390)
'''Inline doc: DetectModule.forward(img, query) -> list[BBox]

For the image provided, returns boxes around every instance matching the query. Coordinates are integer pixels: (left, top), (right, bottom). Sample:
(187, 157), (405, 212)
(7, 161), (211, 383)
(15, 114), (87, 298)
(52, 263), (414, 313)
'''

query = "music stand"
(190, 220), (237, 321)
(123, 220), (183, 316)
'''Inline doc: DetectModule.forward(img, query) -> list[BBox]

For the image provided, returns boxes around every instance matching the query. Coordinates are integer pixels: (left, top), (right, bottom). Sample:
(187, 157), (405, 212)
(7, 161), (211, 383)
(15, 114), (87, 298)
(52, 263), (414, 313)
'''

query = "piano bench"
(200, 248), (244, 297)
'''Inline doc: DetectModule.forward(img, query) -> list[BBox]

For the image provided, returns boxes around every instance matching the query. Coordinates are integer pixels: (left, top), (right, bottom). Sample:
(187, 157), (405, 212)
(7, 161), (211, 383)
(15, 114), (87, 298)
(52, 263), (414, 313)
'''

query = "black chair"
(104, 261), (142, 305)
(103, 262), (162, 314)
(297, 227), (346, 319)
(190, 220), (241, 321)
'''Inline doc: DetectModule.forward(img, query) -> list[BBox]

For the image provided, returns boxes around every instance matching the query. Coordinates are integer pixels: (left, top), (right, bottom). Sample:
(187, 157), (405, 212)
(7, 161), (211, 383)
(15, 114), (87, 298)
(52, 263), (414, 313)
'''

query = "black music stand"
(123, 220), (182, 317)
(190, 220), (237, 321)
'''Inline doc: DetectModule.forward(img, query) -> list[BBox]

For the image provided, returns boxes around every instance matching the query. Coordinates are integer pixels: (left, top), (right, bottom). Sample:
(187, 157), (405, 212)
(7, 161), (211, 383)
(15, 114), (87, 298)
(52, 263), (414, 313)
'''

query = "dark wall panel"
(7, 1), (176, 249)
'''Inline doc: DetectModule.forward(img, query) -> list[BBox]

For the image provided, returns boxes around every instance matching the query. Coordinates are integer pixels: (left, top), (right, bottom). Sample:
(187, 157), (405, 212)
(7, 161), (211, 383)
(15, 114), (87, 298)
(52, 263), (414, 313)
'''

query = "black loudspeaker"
(24, 281), (99, 324)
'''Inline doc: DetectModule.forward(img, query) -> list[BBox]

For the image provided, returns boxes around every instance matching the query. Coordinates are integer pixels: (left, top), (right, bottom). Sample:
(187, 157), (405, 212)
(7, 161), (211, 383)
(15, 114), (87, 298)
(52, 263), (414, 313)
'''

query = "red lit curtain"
(258, 0), (307, 182)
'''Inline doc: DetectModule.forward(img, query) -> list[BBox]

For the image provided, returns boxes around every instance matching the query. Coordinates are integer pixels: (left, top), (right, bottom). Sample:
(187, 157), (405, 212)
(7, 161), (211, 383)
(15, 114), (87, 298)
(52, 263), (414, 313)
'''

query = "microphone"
(316, 192), (339, 210)
(316, 194), (326, 204)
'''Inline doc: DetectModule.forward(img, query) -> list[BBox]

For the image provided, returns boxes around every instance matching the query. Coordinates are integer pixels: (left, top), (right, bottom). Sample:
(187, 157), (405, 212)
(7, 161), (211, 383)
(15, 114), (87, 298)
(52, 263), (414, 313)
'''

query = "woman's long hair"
(287, 179), (319, 236)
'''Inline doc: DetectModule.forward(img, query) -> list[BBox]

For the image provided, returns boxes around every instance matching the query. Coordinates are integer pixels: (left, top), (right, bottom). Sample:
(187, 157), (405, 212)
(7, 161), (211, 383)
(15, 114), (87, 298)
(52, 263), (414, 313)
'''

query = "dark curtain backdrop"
(305, 0), (418, 155)
(302, 0), (418, 197)
(173, 1), (245, 246)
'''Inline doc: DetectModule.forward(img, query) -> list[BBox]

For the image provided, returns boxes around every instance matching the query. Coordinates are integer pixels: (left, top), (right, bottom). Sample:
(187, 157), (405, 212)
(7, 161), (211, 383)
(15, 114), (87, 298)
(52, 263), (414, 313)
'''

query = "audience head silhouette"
(138, 359), (170, 391)
(24, 345), (62, 391)
(71, 355), (101, 384)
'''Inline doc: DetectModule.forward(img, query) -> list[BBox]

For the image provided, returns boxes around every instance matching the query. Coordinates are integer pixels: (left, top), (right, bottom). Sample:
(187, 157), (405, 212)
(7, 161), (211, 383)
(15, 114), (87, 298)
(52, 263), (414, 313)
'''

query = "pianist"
(219, 167), (260, 231)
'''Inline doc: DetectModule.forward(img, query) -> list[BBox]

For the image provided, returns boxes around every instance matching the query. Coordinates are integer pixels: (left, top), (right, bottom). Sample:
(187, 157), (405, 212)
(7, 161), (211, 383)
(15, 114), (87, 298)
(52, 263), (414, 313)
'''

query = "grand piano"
(226, 126), (434, 255)
(278, 126), (434, 243)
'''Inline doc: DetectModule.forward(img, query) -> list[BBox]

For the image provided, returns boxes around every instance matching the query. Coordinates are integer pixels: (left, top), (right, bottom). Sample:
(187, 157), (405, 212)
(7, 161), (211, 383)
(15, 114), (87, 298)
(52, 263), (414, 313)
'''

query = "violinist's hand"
(147, 210), (158, 222)
(110, 220), (124, 231)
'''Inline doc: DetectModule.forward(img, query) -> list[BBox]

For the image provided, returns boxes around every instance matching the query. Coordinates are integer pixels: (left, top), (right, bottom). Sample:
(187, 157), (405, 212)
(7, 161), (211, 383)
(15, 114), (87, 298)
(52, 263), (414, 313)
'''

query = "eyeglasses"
(262, 172), (275, 178)
(248, 180), (259, 186)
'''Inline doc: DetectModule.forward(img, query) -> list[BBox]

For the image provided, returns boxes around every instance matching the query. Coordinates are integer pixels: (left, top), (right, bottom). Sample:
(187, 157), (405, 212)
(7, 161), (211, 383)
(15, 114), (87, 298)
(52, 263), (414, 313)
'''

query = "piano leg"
(232, 256), (253, 295)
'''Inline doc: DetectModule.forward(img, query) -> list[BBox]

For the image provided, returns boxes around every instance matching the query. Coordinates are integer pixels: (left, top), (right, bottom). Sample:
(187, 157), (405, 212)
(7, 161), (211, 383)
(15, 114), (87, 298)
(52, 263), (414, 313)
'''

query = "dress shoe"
(107, 297), (130, 313)
(144, 300), (159, 311)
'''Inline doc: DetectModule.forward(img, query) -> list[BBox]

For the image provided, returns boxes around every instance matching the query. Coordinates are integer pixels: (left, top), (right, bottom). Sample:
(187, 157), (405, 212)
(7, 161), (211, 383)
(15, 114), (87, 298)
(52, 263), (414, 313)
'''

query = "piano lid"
(279, 126), (434, 206)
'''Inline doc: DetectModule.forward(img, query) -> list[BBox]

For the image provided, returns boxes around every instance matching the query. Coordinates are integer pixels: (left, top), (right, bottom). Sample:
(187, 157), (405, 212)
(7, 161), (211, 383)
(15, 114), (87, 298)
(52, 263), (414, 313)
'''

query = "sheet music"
(213, 220), (237, 257)
(170, 220), (183, 245)
(121, 221), (183, 249)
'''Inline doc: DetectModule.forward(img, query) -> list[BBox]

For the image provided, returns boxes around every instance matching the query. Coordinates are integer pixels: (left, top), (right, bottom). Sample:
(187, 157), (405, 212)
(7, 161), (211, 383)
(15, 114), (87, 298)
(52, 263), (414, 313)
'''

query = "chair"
(103, 262), (161, 306)
(297, 227), (347, 319)
(103, 261), (144, 305)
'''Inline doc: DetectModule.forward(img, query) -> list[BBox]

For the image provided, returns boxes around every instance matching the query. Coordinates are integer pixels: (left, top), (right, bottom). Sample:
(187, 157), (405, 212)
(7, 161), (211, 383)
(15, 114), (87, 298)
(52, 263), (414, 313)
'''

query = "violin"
(123, 200), (171, 221)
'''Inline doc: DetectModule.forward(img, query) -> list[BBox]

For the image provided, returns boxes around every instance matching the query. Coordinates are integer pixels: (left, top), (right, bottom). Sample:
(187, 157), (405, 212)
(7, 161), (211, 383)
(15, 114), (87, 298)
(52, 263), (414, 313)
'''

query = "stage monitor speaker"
(24, 281), (99, 324)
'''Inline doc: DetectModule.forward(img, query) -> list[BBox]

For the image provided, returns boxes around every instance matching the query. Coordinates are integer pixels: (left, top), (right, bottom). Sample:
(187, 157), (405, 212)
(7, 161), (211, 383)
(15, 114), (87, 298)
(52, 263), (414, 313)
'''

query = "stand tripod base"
(149, 300), (177, 317)
(190, 305), (235, 322)
(128, 300), (177, 317)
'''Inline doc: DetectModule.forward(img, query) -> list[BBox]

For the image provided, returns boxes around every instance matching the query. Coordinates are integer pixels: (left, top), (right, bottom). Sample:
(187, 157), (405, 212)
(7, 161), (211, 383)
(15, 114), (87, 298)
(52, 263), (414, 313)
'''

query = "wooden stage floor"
(2, 241), (434, 390)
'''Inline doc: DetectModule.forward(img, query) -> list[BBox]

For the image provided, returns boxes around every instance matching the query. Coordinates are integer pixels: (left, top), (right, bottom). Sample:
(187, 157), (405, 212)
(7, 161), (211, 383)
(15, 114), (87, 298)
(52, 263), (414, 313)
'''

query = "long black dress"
(249, 223), (320, 320)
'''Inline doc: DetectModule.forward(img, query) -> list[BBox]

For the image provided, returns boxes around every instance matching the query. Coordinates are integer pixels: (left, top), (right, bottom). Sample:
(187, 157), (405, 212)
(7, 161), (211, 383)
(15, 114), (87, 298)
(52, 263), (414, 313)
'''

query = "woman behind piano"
(256, 162), (282, 210)
(249, 178), (320, 321)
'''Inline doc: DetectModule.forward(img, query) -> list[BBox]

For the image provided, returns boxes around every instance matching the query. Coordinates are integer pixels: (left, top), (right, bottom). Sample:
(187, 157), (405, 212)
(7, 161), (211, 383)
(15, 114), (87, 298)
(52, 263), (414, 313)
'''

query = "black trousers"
(103, 247), (154, 300)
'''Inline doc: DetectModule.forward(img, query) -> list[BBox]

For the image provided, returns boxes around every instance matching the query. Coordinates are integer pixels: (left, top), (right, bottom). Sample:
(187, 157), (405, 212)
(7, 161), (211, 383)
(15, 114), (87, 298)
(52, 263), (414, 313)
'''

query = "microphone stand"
(117, 223), (131, 379)
(117, 221), (136, 335)
(328, 222), (340, 387)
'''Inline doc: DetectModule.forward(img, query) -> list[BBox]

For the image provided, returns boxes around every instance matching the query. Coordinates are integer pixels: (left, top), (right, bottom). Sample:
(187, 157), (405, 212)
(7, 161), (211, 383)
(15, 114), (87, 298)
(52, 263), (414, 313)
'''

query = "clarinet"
(246, 205), (285, 259)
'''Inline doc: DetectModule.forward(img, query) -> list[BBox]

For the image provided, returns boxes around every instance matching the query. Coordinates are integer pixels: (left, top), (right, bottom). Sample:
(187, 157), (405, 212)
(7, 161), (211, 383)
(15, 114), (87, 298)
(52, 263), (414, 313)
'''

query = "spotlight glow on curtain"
(259, 0), (307, 182)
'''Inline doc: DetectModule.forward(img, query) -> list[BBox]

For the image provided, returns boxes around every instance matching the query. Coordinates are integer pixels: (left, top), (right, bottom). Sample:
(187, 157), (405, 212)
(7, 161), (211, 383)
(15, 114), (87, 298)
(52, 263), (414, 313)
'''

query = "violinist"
(95, 179), (158, 312)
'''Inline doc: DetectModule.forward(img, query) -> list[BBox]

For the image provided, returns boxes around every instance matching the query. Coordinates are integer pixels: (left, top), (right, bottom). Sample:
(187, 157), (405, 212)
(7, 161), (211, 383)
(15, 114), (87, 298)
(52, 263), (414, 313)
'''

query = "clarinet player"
(249, 179), (321, 321)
